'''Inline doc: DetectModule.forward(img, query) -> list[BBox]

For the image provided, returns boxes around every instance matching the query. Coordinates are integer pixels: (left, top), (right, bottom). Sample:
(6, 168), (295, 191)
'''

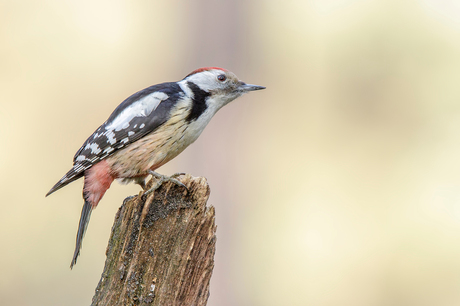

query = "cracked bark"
(91, 174), (216, 306)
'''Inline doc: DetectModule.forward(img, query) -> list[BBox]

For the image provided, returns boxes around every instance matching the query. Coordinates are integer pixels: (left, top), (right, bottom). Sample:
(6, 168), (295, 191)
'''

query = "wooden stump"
(91, 174), (216, 306)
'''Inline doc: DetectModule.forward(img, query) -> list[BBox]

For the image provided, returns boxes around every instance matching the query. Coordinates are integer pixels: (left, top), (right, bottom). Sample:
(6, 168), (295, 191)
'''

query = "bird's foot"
(123, 195), (137, 205)
(144, 170), (188, 196)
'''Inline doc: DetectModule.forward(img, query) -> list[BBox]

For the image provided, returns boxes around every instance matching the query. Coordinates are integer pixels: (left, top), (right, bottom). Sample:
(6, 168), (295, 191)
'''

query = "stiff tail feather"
(70, 201), (93, 269)
(46, 170), (85, 197)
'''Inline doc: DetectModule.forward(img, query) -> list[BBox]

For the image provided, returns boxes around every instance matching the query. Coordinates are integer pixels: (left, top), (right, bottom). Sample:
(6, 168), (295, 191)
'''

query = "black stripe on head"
(186, 81), (210, 122)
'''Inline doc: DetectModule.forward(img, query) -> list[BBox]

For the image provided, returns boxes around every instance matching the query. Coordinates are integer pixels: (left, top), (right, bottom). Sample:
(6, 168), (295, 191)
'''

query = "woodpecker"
(46, 67), (265, 268)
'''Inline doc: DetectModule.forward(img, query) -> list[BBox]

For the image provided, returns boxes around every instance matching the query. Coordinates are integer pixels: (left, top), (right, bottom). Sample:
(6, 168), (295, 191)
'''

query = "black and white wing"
(46, 82), (185, 196)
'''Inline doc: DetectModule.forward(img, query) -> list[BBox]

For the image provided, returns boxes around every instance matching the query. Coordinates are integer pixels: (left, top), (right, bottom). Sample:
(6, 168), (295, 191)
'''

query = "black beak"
(239, 81), (266, 92)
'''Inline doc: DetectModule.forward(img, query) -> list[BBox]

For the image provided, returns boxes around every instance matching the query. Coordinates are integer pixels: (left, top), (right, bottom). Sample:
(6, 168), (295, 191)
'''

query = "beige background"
(2, 0), (460, 305)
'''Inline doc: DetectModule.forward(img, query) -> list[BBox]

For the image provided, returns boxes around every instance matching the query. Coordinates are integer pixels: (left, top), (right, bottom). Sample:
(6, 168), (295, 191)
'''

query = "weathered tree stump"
(91, 174), (216, 306)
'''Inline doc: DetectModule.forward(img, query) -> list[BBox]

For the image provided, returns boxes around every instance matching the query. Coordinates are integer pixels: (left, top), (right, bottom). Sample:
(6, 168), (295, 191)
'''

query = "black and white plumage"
(46, 82), (184, 196)
(46, 67), (265, 268)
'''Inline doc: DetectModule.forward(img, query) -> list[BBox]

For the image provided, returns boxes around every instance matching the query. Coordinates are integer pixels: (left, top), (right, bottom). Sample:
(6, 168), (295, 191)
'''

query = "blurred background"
(2, 0), (460, 305)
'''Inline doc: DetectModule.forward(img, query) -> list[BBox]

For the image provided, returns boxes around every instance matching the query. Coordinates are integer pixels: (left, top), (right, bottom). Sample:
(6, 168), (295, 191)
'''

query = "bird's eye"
(217, 74), (226, 82)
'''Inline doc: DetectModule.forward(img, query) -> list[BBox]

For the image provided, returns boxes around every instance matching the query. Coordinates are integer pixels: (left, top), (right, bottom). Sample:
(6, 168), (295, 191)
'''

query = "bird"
(46, 67), (265, 268)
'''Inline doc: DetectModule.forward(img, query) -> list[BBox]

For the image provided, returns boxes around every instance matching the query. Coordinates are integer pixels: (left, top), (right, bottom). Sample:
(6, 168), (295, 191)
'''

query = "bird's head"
(182, 67), (265, 110)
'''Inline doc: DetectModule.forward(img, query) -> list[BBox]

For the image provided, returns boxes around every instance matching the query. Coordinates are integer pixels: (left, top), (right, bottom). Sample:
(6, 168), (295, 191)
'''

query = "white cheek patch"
(105, 92), (168, 131)
(185, 70), (223, 92)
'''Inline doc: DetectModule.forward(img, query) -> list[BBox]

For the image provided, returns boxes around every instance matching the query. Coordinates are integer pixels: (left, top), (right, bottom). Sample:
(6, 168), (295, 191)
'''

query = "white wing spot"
(85, 142), (101, 154)
(128, 131), (135, 136)
(76, 155), (86, 162)
(121, 137), (129, 144)
(140, 123), (145, 129)
(106, 130), (116, 145)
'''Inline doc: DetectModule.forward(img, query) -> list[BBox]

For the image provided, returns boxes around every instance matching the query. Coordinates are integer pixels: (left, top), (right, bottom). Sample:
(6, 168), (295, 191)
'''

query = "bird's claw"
(144, 171), (188, 196)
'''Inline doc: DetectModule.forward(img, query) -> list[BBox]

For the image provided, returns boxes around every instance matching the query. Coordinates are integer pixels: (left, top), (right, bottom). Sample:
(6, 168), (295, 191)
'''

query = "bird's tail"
(70, 200), (93, 269)
(46, 164), (88, 197)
